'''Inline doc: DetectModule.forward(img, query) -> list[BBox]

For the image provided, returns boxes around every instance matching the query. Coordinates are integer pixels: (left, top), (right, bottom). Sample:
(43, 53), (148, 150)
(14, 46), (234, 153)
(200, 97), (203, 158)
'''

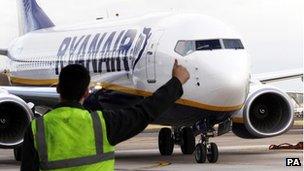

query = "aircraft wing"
(0, 86), (58, 106)
(0, 71), (129, 107)
(252, 68), (303, 84)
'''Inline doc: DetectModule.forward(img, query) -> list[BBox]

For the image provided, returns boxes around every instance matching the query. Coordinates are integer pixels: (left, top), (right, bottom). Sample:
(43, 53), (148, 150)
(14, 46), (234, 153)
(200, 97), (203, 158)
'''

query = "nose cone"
(185, 50), (250, 111)
(207, 63), (249, 107)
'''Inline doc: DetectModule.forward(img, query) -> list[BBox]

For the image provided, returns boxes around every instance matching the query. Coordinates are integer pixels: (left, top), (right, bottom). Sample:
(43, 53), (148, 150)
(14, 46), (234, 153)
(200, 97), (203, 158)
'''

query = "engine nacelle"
(0, 89), (33, 148)
(232, 85), (294, 138)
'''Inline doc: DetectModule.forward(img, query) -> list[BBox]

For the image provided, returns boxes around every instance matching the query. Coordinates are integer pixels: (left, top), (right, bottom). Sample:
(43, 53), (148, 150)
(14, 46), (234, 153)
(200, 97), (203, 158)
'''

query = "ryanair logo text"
(55, 27), (152, 75)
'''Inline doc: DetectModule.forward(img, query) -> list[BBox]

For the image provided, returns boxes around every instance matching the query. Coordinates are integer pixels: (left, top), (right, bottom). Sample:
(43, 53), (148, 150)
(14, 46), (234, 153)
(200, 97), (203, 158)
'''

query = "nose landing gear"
(194, 118), (219, 163)
(195, 139), (219, 163)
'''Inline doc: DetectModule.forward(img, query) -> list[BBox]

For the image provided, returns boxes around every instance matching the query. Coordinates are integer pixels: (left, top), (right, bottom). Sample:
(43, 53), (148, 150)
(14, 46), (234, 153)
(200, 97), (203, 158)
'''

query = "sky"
(0, 0), (303, 91)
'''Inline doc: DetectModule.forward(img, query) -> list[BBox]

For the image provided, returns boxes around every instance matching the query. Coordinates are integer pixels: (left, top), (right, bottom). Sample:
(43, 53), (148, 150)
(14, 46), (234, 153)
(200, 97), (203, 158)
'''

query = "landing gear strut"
(158, 118), (229, 163)
(194, 118), (219, 163)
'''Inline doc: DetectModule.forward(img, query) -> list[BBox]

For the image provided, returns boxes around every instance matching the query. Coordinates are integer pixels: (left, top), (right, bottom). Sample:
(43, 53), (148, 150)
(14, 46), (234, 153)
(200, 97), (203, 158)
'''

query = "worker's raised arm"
(102, 59), (190, 145)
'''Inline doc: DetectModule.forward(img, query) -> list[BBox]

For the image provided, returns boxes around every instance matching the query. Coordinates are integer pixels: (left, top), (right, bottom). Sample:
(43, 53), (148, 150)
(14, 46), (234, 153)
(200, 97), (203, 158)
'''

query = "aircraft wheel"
(14, 146), (22, 161)
(180, 127), (195, 154)
(207, 142), (219, 163)
(194, 143), (206, 163)
(158, 128), (174, 155)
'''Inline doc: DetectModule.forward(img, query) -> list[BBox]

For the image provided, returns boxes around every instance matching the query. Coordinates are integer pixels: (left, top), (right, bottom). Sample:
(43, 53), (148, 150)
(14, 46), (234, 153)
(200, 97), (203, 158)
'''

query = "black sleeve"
(20, 125), (40, 171)
(103, 77), (183, 145)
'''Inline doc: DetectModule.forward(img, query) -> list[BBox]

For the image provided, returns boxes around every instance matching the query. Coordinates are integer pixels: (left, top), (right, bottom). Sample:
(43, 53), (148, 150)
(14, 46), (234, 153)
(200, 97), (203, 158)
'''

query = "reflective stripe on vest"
(35, 111), (114, 170)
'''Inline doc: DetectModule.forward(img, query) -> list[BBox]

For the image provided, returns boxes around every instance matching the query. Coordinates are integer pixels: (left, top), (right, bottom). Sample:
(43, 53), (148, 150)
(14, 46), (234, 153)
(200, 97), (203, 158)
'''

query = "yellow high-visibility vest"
(31, 107), (115, 170)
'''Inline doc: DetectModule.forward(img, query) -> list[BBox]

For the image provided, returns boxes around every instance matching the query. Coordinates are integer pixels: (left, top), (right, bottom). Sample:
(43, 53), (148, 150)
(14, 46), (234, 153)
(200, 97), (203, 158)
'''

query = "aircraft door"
(145, 30), (164, 84)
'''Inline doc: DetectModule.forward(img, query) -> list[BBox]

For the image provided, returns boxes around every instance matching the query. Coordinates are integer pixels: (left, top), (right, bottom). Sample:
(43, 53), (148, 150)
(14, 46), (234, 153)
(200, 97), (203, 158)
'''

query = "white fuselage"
(7, 12), (250, 112)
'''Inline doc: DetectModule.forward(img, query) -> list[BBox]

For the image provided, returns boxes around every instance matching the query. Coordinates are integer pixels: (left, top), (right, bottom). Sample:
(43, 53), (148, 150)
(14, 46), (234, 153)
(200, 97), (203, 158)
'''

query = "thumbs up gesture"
(172, 59), (190, 85)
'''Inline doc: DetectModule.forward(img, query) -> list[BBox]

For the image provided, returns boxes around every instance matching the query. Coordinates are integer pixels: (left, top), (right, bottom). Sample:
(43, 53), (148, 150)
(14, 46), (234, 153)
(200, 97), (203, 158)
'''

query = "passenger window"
(174, 40), (195, 56)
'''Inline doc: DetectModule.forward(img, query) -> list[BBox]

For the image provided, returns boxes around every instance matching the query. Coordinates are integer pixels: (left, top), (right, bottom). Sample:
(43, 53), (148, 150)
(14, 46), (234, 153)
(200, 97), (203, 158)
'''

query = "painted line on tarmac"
(117, 144), (302, 155)
(116, 146), (267, 154)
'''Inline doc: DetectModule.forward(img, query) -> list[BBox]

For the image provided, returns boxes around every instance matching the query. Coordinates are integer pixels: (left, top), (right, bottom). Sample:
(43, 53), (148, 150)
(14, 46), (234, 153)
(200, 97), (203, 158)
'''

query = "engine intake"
(0, 93), (33, 147)
(232, 86), (294, 138)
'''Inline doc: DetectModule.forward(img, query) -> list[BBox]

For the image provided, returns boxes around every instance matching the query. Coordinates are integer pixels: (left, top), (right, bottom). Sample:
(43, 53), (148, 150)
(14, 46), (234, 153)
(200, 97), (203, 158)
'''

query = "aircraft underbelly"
(86, 89), (236, 127)
(153, 104), (235, 126)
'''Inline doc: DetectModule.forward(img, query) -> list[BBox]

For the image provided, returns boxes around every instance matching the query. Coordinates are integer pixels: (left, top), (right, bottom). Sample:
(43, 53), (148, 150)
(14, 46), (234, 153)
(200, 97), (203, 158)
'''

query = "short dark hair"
(57, 64), (91, 101)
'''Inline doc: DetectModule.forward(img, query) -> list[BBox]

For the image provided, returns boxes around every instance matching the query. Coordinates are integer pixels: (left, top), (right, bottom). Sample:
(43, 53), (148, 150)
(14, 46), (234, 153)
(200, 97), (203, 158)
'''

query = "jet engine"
(0, 89), (33, 147)
(232, 85), (294, 138)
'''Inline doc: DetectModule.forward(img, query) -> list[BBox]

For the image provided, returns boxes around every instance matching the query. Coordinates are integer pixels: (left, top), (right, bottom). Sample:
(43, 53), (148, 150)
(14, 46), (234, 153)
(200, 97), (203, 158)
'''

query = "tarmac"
(0, 128), (302, 171)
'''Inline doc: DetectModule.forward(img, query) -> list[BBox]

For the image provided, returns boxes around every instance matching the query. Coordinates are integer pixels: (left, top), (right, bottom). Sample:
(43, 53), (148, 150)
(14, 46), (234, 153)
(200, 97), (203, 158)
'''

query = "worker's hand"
(172, 59), (190, 85)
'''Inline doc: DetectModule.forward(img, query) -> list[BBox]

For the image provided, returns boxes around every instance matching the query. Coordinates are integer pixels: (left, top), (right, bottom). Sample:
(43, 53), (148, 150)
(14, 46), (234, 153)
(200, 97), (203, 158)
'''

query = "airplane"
(0, 0), (303, 163)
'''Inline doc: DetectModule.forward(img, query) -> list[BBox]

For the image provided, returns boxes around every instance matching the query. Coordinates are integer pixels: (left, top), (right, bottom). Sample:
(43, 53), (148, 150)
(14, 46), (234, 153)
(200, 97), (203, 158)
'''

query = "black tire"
(14, 146), (22, 161)
(180, 127), (195, 154)
(158, 128), (174, 155)
(194, 143), (206, 163)
(207, 142), (219, 163)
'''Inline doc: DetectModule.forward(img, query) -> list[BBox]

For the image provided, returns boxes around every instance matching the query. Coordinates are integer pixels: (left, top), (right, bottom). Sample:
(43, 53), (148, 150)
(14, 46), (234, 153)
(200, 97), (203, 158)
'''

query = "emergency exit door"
(146, 30), (164, 83)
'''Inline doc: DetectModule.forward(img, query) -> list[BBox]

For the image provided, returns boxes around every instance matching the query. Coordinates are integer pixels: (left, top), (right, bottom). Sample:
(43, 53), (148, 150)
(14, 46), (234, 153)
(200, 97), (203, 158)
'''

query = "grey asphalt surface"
(0, 129), (302, 171)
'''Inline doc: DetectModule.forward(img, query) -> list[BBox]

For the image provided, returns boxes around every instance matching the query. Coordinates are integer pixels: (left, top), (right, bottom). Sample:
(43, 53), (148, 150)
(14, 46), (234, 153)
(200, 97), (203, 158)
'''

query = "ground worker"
(21, 59), (190, 170)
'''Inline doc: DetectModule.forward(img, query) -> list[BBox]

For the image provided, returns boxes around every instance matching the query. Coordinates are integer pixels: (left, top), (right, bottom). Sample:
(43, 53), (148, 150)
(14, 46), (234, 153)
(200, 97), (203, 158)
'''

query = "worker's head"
(57, 64), (91, 103)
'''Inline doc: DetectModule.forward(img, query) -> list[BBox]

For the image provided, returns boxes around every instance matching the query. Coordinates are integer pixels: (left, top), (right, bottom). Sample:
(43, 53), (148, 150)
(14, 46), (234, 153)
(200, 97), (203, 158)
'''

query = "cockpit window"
(174, 40), (195, 56)
(175, 38), (244, 56)
(223, 39), (244, 49)
(195, 39), (221, 50)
